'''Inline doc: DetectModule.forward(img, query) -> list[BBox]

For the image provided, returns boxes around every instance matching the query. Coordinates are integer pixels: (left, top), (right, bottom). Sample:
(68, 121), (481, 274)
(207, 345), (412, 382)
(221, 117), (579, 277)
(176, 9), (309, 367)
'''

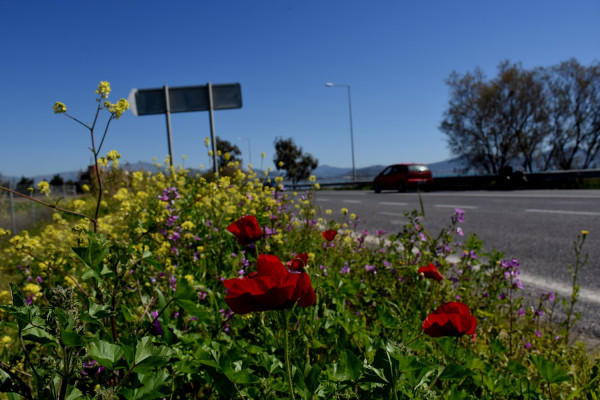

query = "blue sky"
(1, 1), (599, 178)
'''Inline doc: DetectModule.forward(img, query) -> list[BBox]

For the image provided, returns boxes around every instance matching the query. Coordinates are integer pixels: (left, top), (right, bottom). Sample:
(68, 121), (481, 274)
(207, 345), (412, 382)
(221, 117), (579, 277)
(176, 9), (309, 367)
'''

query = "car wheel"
(373, 183), (381, 193)
(397, 182), (405, 192)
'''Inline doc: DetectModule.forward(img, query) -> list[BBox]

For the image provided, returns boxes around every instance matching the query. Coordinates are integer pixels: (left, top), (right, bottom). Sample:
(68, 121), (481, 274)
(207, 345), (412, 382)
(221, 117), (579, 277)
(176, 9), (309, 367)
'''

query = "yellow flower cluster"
(95, 81), (111, 99)
(105, 98), (129, 119)
(37, 180), (51, 196)
(52, 102), (67, 114)
(1, 336), (11, 347)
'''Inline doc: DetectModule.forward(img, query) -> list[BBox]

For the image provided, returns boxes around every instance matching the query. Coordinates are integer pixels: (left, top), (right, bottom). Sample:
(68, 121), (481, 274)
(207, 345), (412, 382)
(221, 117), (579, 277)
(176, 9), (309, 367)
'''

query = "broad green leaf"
(61, 330), (84, 347)
(439, 363), (475, 380)
(89, 340), (125, 369)
(224, 367), (258, 384)
(72, 232), (111, 272)
(376, 305), (400, 329)
(134, 337), (173, 370)
(330, 350), (362, 382)
(530, 354), (571, 384)
(65, 387), (84, 400)
(126, 371), (170, 400)
(22, 326), (58, 346)
(9, 283), (26, 307)
(173, 277), (197, 302)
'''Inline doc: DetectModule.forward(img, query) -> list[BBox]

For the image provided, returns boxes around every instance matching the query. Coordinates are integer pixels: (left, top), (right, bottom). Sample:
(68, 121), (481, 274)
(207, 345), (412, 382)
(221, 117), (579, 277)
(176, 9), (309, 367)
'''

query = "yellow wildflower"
(95, 81), (111, 99)
(105, 98), (129, 119)
(309, 175), (316, 182)
(52, 102), (67, 114)
(581, 230), (589, 236)
(36, 180), (51, 196)
(106, 150), (121, 161)
(340, 208), (348, 216)
(0, 228), (10, 237)
(1, 336), (11, 347)
(350, 213), (357, 220)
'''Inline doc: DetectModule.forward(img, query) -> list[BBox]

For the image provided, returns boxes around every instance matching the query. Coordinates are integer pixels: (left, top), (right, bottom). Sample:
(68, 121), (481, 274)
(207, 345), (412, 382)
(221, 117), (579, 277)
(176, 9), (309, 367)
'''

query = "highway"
(312, 189), (600, 340)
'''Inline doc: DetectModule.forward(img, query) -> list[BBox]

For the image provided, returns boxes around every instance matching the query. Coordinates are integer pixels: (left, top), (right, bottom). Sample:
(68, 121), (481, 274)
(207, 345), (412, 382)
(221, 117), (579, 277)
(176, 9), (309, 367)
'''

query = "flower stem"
(283, 309), (296, 400)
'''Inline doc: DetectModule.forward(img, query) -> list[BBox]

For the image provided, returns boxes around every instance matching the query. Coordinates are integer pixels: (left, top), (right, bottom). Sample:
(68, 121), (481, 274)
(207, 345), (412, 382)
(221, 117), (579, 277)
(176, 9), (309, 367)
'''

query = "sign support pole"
(207, 82), (219, 178)
(163, 85), (174, 167)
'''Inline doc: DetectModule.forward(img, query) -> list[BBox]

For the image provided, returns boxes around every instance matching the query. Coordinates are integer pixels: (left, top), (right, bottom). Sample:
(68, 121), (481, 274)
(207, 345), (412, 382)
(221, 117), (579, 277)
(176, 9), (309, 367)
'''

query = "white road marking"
(434, 205), (479, 209)
(378, 202), (408, 206)
(378, 211), (407, 217)
(526, 209), (600, 216)
(444, 254), (600, 305)
(316, 198), (330, 202)
(520, 273), (600, 305)
(342, 200), (362, 204)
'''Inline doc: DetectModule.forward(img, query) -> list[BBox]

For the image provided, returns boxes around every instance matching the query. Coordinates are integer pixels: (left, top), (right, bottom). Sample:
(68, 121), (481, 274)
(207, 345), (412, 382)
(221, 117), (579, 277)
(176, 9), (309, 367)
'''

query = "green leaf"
(224, 367), (258, 384)
(439, 363), (475, 380)
(376, 305), (400, 329)
(530, 354), (571, 384)
(89, 340), (125, 369)
(72, 232), (111, 274)
(330, 350), (362, 382)
(127, 371), (170, 400)
(173, 277), (197, 302)
(9, 283), (26, 307)
(22, 326), (58, 346)
(61, 330), (84, 347)
(65, 387), (84, 400)
(134, 337), (173, 371)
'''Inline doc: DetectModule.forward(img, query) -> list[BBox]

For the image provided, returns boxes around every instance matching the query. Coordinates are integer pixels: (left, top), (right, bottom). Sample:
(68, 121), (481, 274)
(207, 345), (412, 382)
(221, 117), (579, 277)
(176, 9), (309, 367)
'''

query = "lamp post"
(325, 82), (356, 181)
(238, 137), (252, 166)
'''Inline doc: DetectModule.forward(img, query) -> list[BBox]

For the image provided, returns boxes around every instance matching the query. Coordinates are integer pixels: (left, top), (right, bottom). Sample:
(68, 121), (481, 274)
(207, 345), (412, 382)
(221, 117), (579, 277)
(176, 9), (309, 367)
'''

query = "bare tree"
(543, 59), (600, 170)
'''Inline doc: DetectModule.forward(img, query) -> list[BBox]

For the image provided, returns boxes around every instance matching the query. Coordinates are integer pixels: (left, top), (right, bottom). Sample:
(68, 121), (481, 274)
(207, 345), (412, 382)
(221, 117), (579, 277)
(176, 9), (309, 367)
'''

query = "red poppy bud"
(223, 254), (316, 314)
(227, 215), (263, 245)
(322, 229), (337, 241)
(287, 253), (309, 272)
(422, 302), (477, 338)
(418, 263), (444, 281)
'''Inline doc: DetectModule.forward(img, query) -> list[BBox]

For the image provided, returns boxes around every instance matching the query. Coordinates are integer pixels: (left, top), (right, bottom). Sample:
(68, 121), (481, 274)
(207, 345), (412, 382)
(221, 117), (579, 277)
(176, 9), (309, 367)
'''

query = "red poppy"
(418, 263), (444, 281)
(422, 302), (477, 338)
(223, 254), (316, 314)
(227, 215), (263, 245)
(322, 229), (337, 241)
(287, 253), (309, 272)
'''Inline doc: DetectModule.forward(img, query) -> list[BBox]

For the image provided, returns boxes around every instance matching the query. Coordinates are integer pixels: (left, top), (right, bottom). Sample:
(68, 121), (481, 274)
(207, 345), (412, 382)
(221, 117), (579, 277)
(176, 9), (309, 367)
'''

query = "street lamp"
(238, 137), (252, 165)
(325, 82), (356, 181)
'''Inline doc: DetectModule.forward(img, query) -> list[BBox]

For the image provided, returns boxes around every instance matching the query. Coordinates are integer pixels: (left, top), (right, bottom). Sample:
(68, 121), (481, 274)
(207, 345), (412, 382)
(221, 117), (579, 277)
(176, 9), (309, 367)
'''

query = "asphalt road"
(313, 189), (600, 340)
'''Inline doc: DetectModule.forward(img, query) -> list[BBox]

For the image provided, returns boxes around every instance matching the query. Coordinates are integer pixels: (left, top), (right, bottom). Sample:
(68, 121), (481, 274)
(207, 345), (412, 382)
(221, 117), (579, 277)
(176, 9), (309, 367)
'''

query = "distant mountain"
(1, 158), (472, 185)
(311, 159), (471, 181)
(427, 157), (473, 177)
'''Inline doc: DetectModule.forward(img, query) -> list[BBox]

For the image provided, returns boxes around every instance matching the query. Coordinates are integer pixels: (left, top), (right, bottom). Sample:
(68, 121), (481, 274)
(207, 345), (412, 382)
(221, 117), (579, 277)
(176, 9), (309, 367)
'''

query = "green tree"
(16, 176), (34, 194)
(273, 137), (318, 185)
(216, 137), (242, 168)
(49, 174), (64, 186)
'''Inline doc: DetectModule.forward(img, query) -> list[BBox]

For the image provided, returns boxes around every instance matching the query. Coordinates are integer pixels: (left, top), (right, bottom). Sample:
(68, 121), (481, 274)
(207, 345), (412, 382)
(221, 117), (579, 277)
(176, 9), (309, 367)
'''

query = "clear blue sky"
(1, 1), (599, 179)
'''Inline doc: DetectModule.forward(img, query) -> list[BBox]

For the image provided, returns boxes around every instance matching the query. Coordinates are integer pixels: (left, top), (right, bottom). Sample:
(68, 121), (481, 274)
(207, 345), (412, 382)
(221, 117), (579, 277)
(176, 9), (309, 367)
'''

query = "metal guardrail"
(287, 169), (600, 191)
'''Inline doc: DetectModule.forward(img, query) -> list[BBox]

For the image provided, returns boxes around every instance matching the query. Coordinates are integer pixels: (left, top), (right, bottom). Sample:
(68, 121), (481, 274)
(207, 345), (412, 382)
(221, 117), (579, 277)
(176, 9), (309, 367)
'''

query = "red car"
(373, 163), (433, 193)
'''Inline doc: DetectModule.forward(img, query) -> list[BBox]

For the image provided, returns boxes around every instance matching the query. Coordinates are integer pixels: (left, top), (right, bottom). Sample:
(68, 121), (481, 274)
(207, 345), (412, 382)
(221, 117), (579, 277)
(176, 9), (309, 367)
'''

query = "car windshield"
(407, 165), (429, 172)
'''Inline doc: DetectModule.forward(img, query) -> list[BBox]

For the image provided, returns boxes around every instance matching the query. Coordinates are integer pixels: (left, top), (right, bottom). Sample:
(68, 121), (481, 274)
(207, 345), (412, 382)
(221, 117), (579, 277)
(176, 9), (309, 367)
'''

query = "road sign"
(128, 83), (242, 175)
(128, 83), (242, 116)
